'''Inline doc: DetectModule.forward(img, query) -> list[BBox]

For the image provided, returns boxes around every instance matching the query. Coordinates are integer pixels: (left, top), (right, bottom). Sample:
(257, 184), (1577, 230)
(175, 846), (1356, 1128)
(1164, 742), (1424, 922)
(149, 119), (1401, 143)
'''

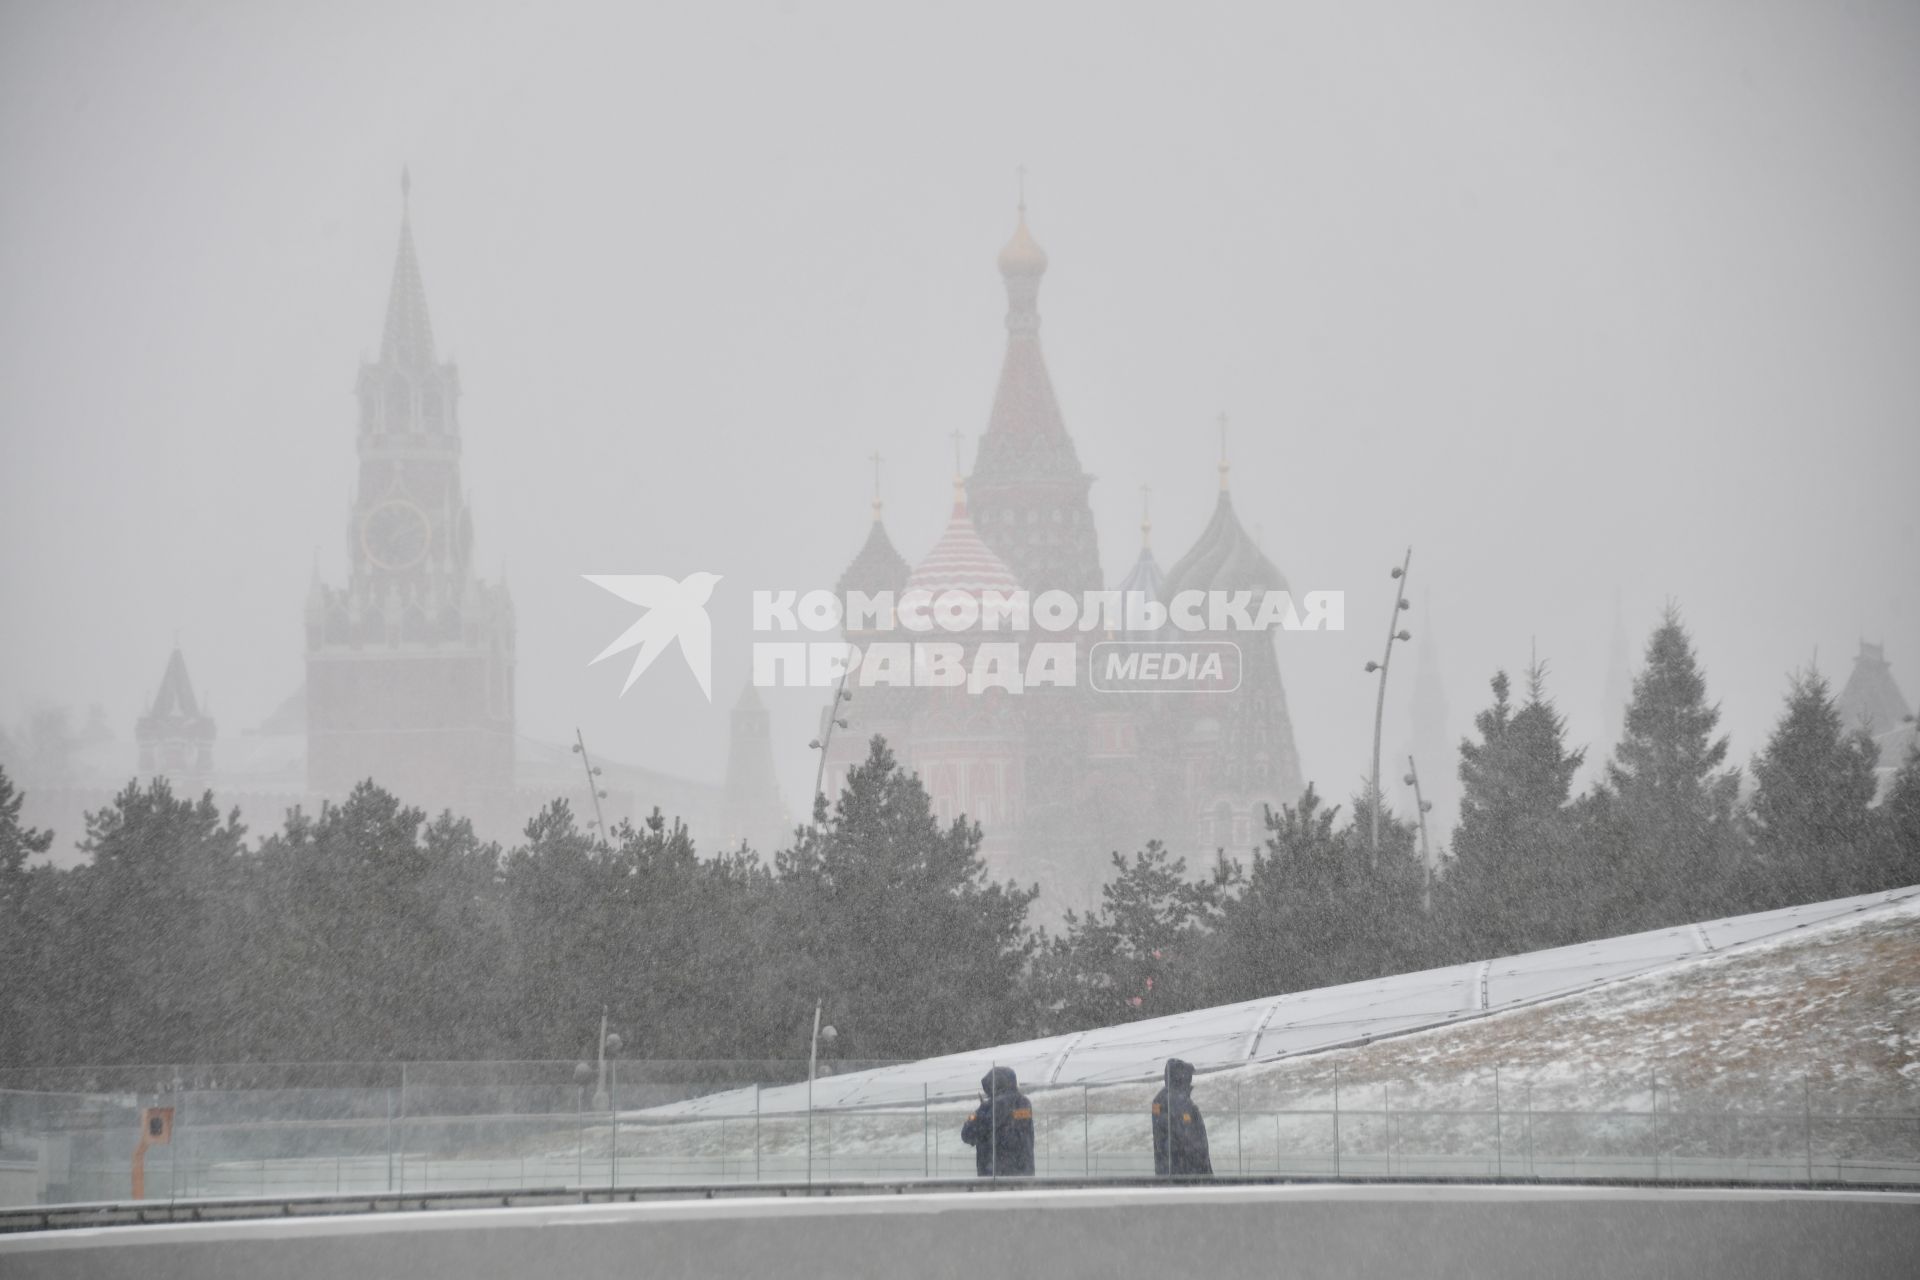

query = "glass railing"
(3, 1060), (1916, 1209)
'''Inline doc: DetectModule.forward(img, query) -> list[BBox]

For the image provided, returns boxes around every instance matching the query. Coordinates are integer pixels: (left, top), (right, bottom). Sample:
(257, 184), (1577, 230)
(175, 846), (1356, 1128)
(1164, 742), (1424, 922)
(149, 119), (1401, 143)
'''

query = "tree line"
(2, 608), (1915, 1070)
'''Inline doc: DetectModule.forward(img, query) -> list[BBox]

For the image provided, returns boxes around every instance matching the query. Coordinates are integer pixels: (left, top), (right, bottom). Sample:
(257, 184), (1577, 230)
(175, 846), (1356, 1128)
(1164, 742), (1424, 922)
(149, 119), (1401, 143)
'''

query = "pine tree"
(1211, 784), (1427, 1004)
(0, 765), (51, 920)
(253, 783), (505, 1061)
(0, 767), (55, 1065)
(1590, 606), (1741, 931)
(774, 736), (1038, 1060)
(1748, 671), (1880, 906)
(1030, 841), (1228, 1033)
(1436, 664), (1586, 959)
(65, 778), (250, 1065)
(1875, 742), (1920, 891)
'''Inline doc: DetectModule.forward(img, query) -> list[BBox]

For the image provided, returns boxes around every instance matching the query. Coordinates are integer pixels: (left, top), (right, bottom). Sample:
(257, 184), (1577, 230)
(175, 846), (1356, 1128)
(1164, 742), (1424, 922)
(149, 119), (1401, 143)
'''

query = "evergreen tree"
(87, 779), (249, 1064)
(1030, 841), (1228, 1033)
(0, 765), (51, 928)
(1210, 785), (1427, 1005)
(1874, 742), (1920, 892)
(559, 805), (776, 1063)
(1748, 671), (1880, 906)
(774, 736), (1038, 1061)
(1589, 607), (1741, 931)
(500, 799), (615, 1057)
(1435, 665), (1586, 958)
(252, 783), (506, 1061)
(0, 767), (55, 1064)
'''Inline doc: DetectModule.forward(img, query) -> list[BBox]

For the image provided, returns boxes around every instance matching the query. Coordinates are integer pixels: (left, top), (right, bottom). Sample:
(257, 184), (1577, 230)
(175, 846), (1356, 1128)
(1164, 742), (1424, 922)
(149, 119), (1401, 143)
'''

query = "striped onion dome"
(906, 479), (1021, 603)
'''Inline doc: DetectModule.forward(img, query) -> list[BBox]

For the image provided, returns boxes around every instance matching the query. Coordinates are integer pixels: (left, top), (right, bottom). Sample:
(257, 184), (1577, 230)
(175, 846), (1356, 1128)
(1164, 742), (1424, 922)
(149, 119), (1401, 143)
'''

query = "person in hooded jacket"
(960, 1066), (1035, 1176)
(1151, 1058), (1212, 1177)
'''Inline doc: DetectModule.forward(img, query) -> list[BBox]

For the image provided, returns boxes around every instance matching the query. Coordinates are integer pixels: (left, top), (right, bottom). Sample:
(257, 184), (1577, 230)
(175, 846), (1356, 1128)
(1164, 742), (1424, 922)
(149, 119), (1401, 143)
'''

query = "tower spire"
(1217, 412), (1231, 492)
(868, 450), (885, 521)
(949, 430), (968, 513)
(381, 168), (435, 369)
(1140, 483), (1153, 550)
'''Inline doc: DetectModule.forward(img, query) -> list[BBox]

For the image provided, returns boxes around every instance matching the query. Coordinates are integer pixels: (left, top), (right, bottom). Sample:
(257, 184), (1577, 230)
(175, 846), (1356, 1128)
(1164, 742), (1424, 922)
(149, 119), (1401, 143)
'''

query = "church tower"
(305, 173), (515, 821)
(966, 199), (1102, 595)
(1156, 444), (1306, 859)
(136, 647), (215, 783)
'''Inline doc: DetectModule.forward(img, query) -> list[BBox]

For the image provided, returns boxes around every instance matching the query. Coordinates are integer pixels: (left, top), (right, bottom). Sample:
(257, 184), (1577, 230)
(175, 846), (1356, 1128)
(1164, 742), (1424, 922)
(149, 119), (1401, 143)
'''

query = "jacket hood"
(982, 1066), (1020, 1095)
(1165, 1059), (1195, 1090)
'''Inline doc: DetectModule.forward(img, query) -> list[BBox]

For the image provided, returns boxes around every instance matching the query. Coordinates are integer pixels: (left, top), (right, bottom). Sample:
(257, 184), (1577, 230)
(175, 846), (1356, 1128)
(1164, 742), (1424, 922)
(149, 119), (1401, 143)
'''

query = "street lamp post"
(592, 1007), (612, 1111)
(809, 663), (855, 822)
(806, 999), (837, 1186)
(571, 729), (611, 845)
(1403, 755), (1436, 909)
(587, 1010), (623, 1187)
(573, 1062), (590, 1187)
(1365, 548), (1414, 866)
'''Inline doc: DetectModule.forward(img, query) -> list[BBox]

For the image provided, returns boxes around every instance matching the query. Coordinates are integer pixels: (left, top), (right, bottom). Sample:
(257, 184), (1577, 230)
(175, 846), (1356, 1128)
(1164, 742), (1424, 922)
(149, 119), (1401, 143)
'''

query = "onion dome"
(1115, 491), (1169, 636)
(907, 478), (1021, 602)
(1163, 489), (1288, 602)
(997, 206), (1049, 278)
(836, 517), (910, 605)
(973, 197), (1086, 487)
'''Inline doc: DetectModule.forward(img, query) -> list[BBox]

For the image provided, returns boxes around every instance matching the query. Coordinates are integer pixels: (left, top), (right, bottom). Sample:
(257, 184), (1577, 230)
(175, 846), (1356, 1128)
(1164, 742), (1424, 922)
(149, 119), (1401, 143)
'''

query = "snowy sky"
(2, 0), (1916, 819)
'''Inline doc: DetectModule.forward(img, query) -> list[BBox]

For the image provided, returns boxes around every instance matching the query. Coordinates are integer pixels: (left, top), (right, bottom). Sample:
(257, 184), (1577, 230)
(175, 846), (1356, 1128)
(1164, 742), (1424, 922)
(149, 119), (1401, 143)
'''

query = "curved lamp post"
(809, 662), (855, 822)
(571, 729), (611, 845)
(583, 1009), (624, 1187)
(1364, 548), (1414, 866)
(1403, 755), (1435, 908)
(806, 1000), (837, 1185)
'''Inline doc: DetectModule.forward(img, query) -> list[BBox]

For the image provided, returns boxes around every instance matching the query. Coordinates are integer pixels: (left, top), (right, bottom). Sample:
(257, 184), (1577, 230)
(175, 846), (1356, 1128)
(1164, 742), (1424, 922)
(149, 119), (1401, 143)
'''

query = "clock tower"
(305, 173), (516, 821)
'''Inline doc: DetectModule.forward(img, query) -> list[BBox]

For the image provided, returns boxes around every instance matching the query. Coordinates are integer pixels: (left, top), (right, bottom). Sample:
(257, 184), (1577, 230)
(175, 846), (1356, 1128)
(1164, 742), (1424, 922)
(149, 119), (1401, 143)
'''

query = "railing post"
(1493, 1066), (1503, 1179)
(922, 1084), (930, 1180)
(1235, 1078), (1244, 1176)
(397, 1062), (408, 1197)
(1525, 1081), (1534, 1177)
(1083, 1083), (1091, 1178)
(754, 1083), (762, 1185)
(1804, 1074), (1814, 1187)
(1331, 1063), (1341, 1180)
(1383, 1083), (1392, 1178)
(1651, 1071), (1660, 1182)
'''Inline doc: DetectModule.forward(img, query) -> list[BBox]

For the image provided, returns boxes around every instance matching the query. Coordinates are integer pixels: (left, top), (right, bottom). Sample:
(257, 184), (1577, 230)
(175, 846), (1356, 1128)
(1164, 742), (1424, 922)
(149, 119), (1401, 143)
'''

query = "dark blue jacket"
(1152, 1059), (1212, 1177)
(960, 1066), (1035, 1176)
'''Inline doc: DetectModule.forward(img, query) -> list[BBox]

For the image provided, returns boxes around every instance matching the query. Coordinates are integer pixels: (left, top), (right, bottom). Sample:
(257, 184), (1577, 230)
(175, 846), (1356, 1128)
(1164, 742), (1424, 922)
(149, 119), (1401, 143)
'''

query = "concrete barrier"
(2, 1183), (1916, 1279)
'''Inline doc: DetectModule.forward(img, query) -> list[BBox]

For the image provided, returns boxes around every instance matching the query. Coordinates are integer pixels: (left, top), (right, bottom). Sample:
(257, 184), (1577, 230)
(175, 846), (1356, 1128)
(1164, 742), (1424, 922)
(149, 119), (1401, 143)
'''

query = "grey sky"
(3, 0), (1916, 822)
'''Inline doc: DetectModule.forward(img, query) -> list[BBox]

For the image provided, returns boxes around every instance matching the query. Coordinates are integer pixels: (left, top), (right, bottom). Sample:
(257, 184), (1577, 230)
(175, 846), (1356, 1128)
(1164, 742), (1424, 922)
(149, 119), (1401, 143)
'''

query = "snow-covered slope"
(663, 887), (1920, 1120)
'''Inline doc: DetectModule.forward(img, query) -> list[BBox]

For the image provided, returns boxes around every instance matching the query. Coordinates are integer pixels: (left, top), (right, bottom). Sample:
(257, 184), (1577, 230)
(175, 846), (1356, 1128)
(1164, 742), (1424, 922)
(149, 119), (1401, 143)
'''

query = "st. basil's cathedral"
(821, 202), (1307, 909)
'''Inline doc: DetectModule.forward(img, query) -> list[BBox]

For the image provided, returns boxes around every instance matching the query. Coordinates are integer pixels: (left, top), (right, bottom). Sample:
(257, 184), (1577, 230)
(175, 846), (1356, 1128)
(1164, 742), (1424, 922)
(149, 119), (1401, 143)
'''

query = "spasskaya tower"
(305, 172), (516, 817)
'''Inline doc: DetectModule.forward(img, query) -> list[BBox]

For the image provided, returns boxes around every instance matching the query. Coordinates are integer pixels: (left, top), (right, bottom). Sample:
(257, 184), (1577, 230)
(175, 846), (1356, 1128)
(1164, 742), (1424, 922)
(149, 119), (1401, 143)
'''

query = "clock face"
(360, 499), (432, 571)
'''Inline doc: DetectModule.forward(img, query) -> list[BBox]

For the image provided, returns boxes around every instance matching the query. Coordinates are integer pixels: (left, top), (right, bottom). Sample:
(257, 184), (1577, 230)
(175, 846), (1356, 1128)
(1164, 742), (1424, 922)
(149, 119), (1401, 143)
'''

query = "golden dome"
(996, 209), (1049, 277)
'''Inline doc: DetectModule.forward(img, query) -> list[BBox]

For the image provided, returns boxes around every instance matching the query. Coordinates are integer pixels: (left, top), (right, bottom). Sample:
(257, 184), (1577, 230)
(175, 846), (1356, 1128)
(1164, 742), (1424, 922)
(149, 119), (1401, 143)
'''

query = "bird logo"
(583, 572), (723, 700)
